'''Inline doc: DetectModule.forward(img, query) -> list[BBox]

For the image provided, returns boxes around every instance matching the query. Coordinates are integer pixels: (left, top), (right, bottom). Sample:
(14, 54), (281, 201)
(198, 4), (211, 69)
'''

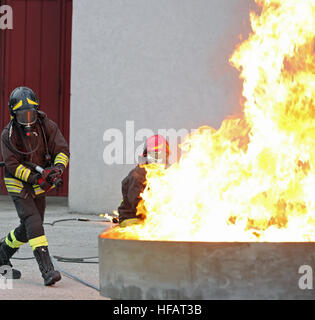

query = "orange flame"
(103, 0), (315, 242)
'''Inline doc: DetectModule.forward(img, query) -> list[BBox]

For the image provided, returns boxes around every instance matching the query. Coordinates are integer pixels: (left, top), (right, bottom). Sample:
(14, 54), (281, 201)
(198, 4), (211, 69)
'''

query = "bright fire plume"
(104, 0), (315, 242)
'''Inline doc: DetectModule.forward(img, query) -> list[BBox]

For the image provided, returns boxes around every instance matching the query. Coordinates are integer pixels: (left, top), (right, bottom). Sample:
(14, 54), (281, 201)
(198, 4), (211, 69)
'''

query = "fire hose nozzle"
(25, 161), (63, 189)
(34, 165), (44, 174)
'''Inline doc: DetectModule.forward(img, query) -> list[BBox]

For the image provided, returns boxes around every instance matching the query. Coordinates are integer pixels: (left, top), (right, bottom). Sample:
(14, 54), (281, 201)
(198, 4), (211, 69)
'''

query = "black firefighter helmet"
(8, 86), (39, 128)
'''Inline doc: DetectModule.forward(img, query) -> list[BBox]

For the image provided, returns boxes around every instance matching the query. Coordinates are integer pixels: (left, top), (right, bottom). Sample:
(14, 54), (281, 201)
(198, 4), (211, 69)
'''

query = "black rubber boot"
(33, 246), (61, 286)
(0, 241), (21, 279)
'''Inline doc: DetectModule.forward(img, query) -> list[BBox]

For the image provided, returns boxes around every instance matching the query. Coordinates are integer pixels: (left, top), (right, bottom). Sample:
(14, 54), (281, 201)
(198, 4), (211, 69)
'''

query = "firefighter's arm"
(0, 130), (38, 184)
(45, 120), (70, 174)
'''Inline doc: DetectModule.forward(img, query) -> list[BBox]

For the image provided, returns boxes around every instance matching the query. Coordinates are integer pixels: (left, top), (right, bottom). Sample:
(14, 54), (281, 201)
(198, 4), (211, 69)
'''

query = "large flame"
(103, 0), (315, 241)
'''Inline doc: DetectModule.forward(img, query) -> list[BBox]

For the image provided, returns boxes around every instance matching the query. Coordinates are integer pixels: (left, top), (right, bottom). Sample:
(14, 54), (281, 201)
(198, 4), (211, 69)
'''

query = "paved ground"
(0, 195), (114, 300)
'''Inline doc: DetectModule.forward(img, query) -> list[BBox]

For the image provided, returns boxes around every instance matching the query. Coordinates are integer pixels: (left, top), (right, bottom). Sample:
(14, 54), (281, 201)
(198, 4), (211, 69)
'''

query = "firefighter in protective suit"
(0, 86), (70, 286)
(118, 135), (169, 227)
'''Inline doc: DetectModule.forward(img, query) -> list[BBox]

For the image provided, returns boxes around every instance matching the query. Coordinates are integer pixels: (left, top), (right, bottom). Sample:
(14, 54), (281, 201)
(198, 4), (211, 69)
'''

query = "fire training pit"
(98, 236), (315, 299)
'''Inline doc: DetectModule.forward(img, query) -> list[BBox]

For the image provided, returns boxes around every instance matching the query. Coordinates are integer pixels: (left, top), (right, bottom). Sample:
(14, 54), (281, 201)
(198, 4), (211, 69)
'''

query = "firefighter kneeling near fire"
(0, 86), (70, 286)
(118, 134), (170, 227)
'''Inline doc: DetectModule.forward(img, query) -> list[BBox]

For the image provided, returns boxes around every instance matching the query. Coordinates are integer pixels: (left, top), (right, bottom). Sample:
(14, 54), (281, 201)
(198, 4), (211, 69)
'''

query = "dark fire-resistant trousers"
(11, 195), (46, 244)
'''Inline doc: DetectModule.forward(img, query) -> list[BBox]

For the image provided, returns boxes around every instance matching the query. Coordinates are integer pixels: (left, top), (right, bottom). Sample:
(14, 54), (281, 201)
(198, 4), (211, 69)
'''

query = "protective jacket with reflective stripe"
(1, 111), (70, 198)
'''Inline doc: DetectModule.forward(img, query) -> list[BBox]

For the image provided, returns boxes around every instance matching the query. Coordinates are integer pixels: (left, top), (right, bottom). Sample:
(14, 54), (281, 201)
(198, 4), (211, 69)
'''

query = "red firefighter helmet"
(143, 135), (170, 164)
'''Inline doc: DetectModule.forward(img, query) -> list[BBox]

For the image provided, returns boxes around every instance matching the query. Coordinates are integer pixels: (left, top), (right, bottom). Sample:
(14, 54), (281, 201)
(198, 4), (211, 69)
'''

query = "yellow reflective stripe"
(54, 158), (68, 166)
(29, 235), (48, 251)
(17, 165), (26, 179)
(5, 230), (14, 248)
(4, 178), (24, 188)
(14, 165), (31, 181)
(10, 230), (17, 242)
(15, 165), (24, 179)
(4, 177), (23, 184)
(6, 187), (22, 194)
(54, 159), (67, 167)
(33, 184), (55, 195)
(9, 230), (25, 248)
(21, 168), (31, 181)
(5, 230), (25, 248)
(5, 178), (23, 193)
(26, 98), (38, 105)
(33, 186), (45, 195)
(54, 152), (69, 167)
(5, 184), (23, 189)
(57, 152), (68, 160)
(12, 100), (23, 111)
(5, 237), (14, 248)
(55, 155), (68, 162)
(120, 218), (142, 227)
(55, 153), (68, 161)
(5, 183), (23, 189)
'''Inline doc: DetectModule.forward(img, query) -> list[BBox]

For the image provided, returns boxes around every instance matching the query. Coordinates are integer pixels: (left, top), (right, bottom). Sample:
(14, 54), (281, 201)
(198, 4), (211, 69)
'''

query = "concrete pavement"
(0, 195), (112, 300)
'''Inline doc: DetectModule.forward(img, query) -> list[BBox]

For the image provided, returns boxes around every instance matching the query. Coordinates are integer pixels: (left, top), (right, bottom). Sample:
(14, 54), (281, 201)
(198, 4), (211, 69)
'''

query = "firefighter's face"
(146, 151), (168, 164)
(15, 107), (38, 127)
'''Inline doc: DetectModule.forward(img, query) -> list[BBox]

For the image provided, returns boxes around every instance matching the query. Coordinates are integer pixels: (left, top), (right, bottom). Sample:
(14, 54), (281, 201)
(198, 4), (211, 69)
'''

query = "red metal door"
(0, 0), (72, 196)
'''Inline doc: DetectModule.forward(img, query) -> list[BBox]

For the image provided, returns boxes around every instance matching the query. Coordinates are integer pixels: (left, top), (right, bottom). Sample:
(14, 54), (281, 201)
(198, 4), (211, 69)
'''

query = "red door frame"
(0, 0), (72, 196)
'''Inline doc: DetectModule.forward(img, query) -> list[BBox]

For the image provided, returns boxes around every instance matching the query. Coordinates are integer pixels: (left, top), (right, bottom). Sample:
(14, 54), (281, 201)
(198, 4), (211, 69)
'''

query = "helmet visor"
(15, 108), (37, 126)
(146, 151), (168, 164)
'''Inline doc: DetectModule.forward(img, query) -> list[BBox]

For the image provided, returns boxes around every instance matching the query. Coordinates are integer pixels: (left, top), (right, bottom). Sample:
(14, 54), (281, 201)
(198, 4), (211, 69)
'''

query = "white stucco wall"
(69, 0), (256, 213)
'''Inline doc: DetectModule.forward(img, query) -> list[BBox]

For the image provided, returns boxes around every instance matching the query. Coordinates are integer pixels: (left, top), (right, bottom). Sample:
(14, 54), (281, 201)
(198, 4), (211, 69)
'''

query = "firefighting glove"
(41, 168), (54, 180)
(35, 173), (52, 191)
(42, 167), (61, 184)
(53, 164), (64, 175)
(46, 167), (64, 188)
